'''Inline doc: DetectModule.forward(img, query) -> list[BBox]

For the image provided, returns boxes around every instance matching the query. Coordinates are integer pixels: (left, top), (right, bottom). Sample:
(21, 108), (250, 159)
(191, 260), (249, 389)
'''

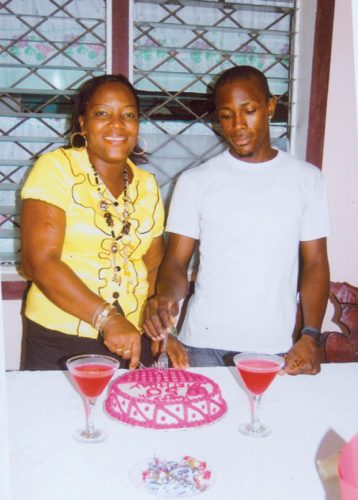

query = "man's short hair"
(213, 66), (272, 102)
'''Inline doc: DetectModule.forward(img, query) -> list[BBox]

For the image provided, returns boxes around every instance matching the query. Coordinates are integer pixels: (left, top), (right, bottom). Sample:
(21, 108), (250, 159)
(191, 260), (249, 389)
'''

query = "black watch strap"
(301, 326), (323, 347)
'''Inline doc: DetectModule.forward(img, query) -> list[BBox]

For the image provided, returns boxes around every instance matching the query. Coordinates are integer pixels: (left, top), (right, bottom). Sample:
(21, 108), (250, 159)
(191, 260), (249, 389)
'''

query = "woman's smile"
(103, 134), (128, 143)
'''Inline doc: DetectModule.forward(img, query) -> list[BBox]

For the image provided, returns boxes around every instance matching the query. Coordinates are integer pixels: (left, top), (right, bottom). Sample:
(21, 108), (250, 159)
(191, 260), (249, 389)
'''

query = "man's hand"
(284, 335), (321, 375)
(143, 295), (179, 341)
(151, 335), (190, 369)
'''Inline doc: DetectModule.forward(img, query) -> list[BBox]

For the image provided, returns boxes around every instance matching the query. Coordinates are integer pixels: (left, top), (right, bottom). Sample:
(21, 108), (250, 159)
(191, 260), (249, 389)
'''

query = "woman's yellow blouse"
(21, 147), (164, 338)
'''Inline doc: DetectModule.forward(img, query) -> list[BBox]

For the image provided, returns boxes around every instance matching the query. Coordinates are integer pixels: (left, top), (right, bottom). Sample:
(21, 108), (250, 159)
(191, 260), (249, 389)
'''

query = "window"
(0, 0), (107, 266)
(0, 0), (299, 265)
(132, 0), (296, 204)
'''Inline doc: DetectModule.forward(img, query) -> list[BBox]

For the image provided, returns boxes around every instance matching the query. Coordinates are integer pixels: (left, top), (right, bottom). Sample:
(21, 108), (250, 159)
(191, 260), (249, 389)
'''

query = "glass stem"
(251, 394), (262, 429)
(84, 398), (96, 435)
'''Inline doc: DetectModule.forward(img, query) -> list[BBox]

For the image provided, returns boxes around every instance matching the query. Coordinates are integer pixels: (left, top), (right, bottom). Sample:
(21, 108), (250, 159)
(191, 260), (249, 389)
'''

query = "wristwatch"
(301, 326), (323, 347)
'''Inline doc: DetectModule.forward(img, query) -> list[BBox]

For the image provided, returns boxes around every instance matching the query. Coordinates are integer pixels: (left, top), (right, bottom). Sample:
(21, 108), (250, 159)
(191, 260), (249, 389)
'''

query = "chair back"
(323, 282), (358, 363)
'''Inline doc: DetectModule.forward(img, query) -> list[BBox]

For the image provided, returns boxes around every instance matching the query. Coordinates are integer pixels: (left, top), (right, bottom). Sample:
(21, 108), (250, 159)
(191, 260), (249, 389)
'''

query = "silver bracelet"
(98, 312), (123, 338)
(92, 302), (108, 328)
(93, 303), (116, 332)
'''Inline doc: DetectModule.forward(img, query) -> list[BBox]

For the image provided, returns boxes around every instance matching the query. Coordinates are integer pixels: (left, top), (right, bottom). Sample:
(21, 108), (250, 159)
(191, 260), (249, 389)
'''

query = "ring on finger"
(123, 349), (131, 355)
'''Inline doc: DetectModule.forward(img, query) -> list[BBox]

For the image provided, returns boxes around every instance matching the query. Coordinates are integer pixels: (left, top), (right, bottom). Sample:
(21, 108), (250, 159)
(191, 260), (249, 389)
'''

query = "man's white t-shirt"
(166, 149), (331, 353)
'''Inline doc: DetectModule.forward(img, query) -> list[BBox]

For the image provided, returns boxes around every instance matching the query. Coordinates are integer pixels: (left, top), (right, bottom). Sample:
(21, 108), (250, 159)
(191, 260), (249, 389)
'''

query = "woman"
(20, 74), (165, 370)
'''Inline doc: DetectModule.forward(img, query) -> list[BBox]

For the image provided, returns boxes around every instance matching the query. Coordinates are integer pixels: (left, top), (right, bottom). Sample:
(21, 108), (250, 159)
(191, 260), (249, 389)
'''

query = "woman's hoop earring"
(70, 132), (87, 150)
(132, 136), (147, 156)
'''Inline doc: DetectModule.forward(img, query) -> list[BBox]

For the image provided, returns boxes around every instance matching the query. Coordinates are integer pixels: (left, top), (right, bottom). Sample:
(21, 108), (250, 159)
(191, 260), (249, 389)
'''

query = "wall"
(354, 0), (358, 125)
(1, 269), (24, 370)
(0, 278), (11, 499)
(323, 0), (358, 285)
(291, 0), (317, 159)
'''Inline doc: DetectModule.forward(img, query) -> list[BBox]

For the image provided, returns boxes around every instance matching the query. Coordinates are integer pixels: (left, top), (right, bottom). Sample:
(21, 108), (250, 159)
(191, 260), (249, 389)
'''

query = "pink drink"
(72, 363), (115, 399)
(236, 358), (282, 395)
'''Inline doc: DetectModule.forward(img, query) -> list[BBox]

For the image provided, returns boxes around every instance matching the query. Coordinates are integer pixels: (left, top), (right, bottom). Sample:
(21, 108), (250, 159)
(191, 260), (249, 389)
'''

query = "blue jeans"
(182, 344), (240, 367)
(183, 344), (287, 367)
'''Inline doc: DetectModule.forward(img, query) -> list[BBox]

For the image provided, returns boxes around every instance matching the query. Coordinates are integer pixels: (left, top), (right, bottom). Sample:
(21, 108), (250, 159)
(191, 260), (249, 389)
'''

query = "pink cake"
(104, 368), (227, 430)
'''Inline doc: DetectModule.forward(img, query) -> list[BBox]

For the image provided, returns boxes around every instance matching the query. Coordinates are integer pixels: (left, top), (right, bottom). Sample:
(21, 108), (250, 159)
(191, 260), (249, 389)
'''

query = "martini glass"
(66, 354), (119, 443)
(234, 352), (284, 438)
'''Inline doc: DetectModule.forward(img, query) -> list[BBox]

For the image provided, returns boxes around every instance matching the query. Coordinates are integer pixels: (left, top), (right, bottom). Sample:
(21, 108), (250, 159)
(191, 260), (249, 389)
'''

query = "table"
(7, 364), (358, 500)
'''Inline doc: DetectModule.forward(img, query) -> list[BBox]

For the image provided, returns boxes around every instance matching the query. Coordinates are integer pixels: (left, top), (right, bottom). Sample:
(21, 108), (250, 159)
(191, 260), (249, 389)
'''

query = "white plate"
(130, 456), (215, 497)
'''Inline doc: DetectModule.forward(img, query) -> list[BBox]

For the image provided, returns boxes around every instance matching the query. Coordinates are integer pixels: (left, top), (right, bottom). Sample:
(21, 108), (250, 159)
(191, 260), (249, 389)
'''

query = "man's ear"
(268, 96), (277, 120)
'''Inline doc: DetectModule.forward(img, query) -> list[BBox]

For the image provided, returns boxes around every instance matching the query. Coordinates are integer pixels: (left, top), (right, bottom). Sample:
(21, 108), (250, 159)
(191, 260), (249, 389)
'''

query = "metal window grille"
(0, 0), (107, 266)
(133, 0), (296, 204)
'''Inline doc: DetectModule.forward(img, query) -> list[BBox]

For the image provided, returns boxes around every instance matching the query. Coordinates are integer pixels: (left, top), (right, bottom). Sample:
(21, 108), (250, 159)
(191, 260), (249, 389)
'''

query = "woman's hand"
(102, 313), (141, 369)
(151, 334), (190, 369)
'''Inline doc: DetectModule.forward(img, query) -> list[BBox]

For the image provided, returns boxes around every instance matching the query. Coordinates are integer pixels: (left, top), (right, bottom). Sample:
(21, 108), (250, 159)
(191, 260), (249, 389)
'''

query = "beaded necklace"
(91, 164), (133, 285)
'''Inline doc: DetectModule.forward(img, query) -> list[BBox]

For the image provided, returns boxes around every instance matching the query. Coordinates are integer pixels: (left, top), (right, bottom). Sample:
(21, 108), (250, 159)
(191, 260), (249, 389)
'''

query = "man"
(143, 66), (330, 375)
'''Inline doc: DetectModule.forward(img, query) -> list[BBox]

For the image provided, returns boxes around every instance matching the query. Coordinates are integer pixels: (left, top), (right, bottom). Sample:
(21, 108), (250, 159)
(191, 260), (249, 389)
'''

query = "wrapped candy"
(141, 455), (212, 496)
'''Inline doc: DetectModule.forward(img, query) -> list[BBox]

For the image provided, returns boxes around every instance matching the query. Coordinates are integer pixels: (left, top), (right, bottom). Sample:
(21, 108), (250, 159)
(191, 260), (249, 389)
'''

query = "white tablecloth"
(7, 364), (358, 500)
